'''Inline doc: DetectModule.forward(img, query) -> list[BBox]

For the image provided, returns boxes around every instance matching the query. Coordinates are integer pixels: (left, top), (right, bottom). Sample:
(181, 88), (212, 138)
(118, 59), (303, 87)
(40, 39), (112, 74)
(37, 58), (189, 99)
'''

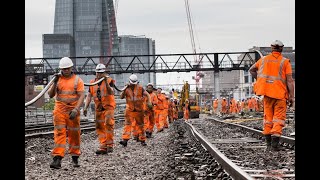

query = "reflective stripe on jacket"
(124, 85), (144, 112)
(89, 78), (116, 109)
(255, 52), (292, 100)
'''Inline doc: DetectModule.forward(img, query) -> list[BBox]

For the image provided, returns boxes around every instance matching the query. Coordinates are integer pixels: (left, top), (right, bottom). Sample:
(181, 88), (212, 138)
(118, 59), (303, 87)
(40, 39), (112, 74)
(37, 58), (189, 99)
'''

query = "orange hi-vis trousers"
(155, 109), (165, 131)
(95, 109), (115, 149)
(168, 109), (173, 123)
(122, 110), (146, 142)
(173, 108), (178, 120)
(52, 111), (81, 157)
(163, 109), (169, 128)
(263, 96), (287, 136)
(184, 109), (189, 121)
(144, 109), (155, 133)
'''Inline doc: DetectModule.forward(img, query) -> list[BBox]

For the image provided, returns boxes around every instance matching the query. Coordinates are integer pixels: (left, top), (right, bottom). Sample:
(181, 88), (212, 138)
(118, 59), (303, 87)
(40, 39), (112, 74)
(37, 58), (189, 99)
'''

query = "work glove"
(147, 102), (153, 109)
(83, 108), (87, 116)
(69, 108), (79, 120)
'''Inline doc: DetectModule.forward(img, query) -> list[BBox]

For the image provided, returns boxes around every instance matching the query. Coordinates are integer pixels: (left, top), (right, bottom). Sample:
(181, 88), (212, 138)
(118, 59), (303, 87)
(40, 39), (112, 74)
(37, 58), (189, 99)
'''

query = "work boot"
(265, 134), (272, 150)
(50, 156), (62, 169)
(271, 136), (285, 151)
(141, 141), (147, 146)
(95, 148), (108, 155)
(106, 147), (113, 153)
(72, 156), (80, 167)
(133, 136), (139, 142)
(119, 139), (128, 147)
(146, 132), (151, 138)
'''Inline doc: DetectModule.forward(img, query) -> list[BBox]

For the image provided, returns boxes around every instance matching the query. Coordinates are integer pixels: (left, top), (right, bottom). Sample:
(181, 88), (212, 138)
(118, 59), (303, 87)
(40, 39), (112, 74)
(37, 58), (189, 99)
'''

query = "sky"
(25, 0), (295, 90)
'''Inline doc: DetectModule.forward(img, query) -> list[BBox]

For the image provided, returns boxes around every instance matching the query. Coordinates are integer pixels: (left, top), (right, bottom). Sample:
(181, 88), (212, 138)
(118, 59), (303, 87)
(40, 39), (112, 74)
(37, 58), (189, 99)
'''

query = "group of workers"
(212, 96), (263, 115)
(45, 39), (294, 169)
(47, 57), (188, 169)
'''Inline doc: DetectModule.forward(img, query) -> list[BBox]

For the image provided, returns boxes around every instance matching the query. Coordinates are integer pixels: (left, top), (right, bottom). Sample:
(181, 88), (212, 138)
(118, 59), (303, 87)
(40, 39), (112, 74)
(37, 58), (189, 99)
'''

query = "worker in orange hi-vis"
(119, 74), (152, 147)
(213, 98), (218, 115)
(183, 99), (190, 121)
(144, 83), (158, 138)
(154, 88), (166, 132)
(47, 57), (85, 169)
(249, 40), (295, 151)
(168, 98), (174, 123)
(240, 99), (245, 113)
(248, 97), (253, 112)
(162, 91), (170, 128)
(245, 98), (250, 114)
(221, 98), (227, 115)
(83, 63), (116, 155)
(172, 98), (179, 121)
(235, 100), (240, 114)
(231, 97), (237, 114)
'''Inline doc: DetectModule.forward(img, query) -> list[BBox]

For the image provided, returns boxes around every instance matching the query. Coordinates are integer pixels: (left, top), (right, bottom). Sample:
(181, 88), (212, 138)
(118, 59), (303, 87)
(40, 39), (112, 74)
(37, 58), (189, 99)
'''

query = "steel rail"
(83, 77), (105, 86)
(25, 76), (57, 107)
(83, 76), (128, 92)
(25, 75), (127, 107)
(208, 117), (295, 146)
(185, 121), (254, 180)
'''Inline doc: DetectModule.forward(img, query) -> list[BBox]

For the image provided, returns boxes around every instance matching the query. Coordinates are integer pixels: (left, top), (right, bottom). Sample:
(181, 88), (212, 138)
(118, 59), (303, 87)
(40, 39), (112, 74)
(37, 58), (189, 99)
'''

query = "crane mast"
(184, 0), (202, 92)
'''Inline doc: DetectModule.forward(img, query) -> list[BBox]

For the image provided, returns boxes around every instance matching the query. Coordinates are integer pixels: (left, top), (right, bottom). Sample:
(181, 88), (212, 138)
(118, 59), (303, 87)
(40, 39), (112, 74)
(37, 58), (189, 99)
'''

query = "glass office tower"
(43, 0), (120, 83)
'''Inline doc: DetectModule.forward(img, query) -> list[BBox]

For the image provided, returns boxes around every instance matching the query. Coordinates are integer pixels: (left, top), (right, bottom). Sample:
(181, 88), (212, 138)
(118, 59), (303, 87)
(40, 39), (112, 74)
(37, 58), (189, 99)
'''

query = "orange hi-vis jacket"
(89, 78), (116, 110)
(124, 84), (145, 112)
(143, 92), (158, 111)
(54, 74), (84, 113)
(255, 52), (292, 100)
(155, 93), (166, 110)
(213, 100), (218, 109)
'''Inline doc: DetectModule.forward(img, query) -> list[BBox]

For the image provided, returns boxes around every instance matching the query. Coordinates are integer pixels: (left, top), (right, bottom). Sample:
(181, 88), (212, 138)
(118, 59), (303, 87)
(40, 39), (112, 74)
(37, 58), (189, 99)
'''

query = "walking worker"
(183, 99), (190, 121)
(83, 63), (116, 154)
(47, 57), (85, 169)
(213, 98), (218, 115)
(119, 74), (153, 147)
(144, 83), (158, 138)
(249, 40), (295, 151)
(154, 87), (166, 132)
(172, 98), (179, 121)
(162, 91), (170, 128)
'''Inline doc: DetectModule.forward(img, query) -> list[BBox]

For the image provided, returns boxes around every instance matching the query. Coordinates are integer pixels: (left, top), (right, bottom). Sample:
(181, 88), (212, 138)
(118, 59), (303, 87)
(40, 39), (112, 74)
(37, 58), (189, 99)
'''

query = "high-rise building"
(43, 0), (120, 83)
(116, 35), (156, 87)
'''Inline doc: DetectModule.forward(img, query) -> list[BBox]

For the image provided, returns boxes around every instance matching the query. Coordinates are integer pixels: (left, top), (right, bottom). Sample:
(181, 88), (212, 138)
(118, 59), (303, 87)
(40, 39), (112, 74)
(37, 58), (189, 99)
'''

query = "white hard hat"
(147, 83), (153, 87)
(95, 64), (106, 73)
(161, 90), (165, 94)
(59, 57), (73, 69)
(129, 74), (138, 84)
(271, 40), (284, 47)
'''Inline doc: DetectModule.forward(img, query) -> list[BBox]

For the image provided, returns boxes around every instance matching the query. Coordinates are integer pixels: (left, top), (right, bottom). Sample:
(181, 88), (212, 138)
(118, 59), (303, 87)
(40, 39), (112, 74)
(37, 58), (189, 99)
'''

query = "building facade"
(115, 35), (156, 87)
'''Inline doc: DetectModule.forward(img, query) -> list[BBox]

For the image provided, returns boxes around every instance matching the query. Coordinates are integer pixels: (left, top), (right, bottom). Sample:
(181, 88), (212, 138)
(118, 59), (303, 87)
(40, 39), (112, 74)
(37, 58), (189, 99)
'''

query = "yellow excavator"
(178, 81), (200, 119)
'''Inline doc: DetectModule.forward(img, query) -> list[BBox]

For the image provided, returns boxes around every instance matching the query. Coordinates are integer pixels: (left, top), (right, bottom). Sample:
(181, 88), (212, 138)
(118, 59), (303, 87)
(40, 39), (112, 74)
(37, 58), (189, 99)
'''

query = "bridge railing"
(25, 52), (261, 75)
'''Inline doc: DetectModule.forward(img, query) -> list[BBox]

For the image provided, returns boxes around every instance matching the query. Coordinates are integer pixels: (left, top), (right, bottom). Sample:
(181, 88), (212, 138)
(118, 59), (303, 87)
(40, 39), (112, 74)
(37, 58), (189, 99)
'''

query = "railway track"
(183, 117), (295, 179)
(25, 114), (125, 138)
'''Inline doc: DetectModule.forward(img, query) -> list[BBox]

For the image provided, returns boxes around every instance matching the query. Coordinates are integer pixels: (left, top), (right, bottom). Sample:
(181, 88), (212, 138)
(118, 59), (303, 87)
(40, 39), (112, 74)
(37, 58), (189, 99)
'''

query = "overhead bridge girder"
(25, 52), (261, 76)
